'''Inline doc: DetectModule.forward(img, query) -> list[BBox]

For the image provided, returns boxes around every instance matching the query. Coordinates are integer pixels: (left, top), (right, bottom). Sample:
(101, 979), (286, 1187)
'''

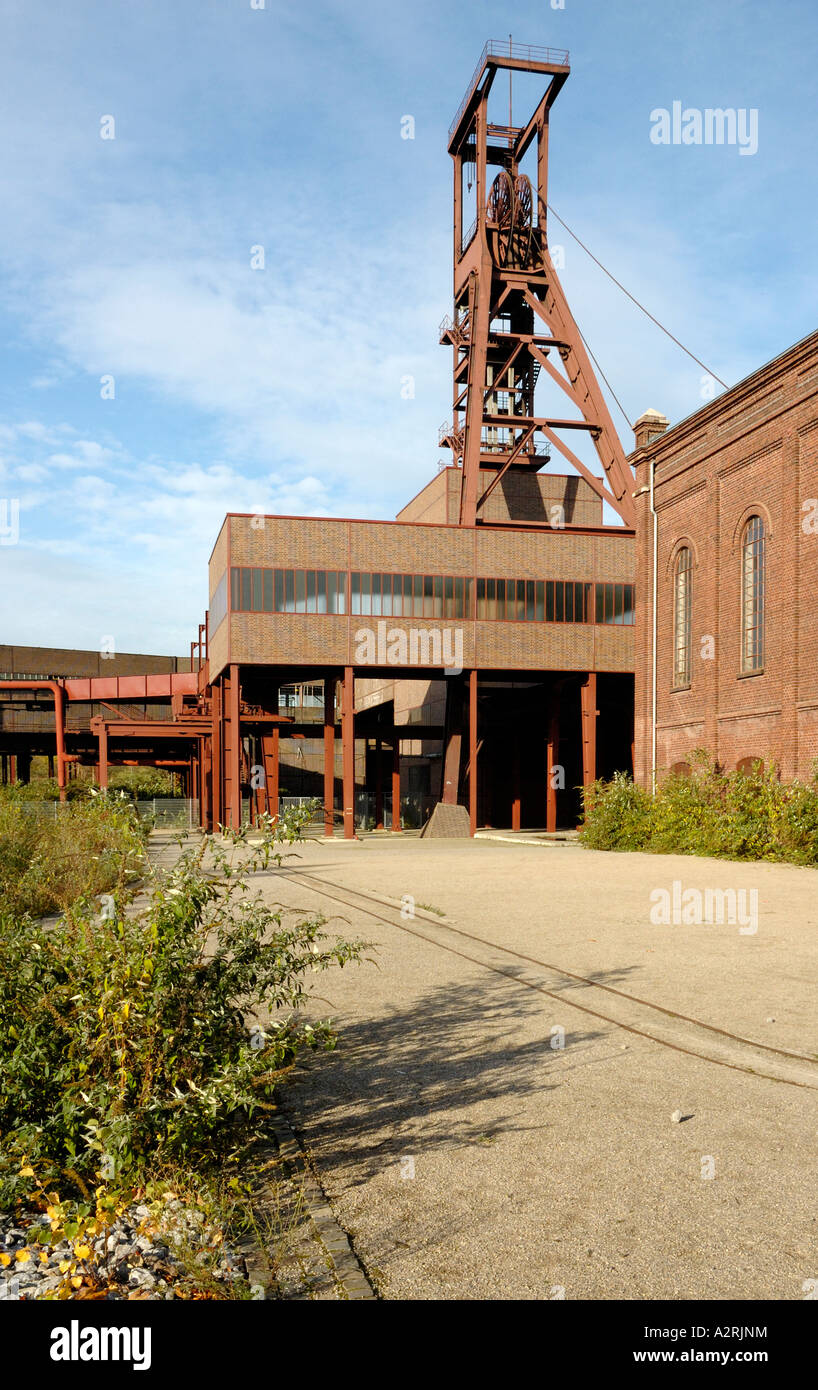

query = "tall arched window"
(673, 547), (692, 687)
(741, 516), (765, 672)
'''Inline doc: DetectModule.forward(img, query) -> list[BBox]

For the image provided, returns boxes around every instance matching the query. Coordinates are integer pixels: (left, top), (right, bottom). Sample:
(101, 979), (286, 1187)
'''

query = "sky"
(0, 0), (816, 655)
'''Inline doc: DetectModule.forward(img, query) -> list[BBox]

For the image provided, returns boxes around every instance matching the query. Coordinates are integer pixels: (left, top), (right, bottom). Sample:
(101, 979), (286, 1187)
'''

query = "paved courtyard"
(256, 834), (818, 1300)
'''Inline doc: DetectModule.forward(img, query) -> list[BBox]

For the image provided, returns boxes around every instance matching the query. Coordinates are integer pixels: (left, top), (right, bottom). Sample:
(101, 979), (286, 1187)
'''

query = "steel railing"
(449, 39), (570, 138)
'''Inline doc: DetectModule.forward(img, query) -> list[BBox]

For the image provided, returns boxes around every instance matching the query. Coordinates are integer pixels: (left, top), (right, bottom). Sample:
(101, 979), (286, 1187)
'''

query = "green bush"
(580, 752), (818, 864)
(0, 810), (365, 1205)
(0, 788), (147, 917)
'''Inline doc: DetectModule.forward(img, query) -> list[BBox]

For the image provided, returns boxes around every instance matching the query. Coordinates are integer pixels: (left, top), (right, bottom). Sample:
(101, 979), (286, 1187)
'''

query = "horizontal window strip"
(229, 568), (634, 626)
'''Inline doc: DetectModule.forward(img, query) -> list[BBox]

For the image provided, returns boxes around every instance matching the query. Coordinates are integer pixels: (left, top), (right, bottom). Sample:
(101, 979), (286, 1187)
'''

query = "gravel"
(0, 1203), (249, 1301)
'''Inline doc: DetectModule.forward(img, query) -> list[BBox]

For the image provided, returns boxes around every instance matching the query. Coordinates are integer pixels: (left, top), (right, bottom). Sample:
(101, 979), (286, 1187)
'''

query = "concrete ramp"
(420, 802), (471, 838)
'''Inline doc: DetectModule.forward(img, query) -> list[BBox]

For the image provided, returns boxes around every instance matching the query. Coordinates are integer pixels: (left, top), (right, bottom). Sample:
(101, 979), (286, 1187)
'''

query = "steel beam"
(342, 666), (355, 840)
(468, 669), (478, 836)
(392, 737), (401, 832)
(581, 672), (598, 788)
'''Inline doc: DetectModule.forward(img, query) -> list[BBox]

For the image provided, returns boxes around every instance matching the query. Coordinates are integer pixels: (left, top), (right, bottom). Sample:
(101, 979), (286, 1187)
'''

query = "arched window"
(673, 547), (692, 687)
(741, 516), (765, 672)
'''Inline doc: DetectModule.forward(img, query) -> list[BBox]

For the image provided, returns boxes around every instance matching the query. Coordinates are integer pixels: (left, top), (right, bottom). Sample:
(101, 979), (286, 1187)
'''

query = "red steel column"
(511, 729), (521, 831)
(392, 736), (401, 832)
(211, 680), (222, 829)
(270, 726), (279, 821)
(53, 684), (67, 802)
(546, 700), (559, 833)
(324, 676), (335, 837)
(342, 666), (355, 840)
(226, 664), (241, 828)
(581, 673), (598, 788)
(97, 722), (108, 791)
(468, 669), (477, 837)
(374, 738), (383, 829)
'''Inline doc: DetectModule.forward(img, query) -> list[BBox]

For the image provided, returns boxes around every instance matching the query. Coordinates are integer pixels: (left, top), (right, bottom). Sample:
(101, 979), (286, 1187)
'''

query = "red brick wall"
(634, 329), (818, 784)
(212, 513), (635, 677)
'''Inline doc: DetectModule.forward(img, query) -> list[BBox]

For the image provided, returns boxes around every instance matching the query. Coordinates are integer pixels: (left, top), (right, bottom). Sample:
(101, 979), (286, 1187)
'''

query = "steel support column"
(442, 677), (464, 805)
(210, 680), (222, 829)
(392, 737), (401, 832)
(511, 729), (521, 831)
(374, 738), (383, 829)
(342, 666), (355, 840)
(225, 664), (242, 829)
(546, 698), (559, 833)
(324, 676), (336, 837)
(97, 722), (108, 791)
(260, 728), (279, 821)
(581, 672), (597, 789)
(468, 669), (478, 836)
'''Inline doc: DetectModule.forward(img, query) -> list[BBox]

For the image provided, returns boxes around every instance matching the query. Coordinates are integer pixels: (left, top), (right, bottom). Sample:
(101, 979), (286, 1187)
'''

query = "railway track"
(280, 866), (818, 1093)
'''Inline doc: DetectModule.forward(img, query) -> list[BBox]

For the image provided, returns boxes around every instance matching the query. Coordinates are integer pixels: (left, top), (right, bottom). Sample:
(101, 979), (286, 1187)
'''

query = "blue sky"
(0, 0), (816, 655)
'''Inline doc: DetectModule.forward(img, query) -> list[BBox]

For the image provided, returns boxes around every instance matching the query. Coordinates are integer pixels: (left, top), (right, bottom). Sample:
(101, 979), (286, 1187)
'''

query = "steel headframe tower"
(441, 40), (635, 528)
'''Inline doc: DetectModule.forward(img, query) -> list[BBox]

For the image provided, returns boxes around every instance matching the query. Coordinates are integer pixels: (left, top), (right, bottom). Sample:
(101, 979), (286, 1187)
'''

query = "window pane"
(316, 571), (326, 613)
(413, 575), (423, 616)
(274, 570), (284, 613)
(545, 580), (554, 622)
(285, 571), (295, 612)
(595, 584), (604, 624)
(295, 571), (306, 614)
(361, 572), (372, 617)
(351, 572), (361, 615)
(614, 583), (625, 625)
(564, 583), (574, 623)
(263, 570), (273, 612)
(434, 576), (444, 618)
(231, 567), (241, 612)
(455, 577), (465, 618)
(535, 581), (544, 621)
(623, 584), (634, 625)
(371, 573), (382, 617)
(444, 576), (454, 619)
(555, 582), (564, 622)
(337, 572), (347, 615)
(742, 517), (765, 671)
(496, 579), (506, 619)
(241, 568), (252, 612)
(403, 575), (413, 616)
(525, 580), (534, 621)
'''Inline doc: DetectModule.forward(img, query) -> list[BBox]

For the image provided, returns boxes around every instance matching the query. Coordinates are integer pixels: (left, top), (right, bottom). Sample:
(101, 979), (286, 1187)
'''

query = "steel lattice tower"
(440, 41), (635, 527)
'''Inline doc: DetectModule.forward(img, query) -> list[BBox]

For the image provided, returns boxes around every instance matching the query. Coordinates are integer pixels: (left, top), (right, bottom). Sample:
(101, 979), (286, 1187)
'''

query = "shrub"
(579, 771), (653, 851)
(580, 752), (818, 864)
(0, 809), (365, 1206)
(0, 788), (147, 917)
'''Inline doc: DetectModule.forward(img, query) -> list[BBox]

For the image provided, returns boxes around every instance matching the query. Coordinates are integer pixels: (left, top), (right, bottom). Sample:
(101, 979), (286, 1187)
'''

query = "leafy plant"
(0, 808), (366, 1205)
(580, 751), (818, 864)
(0, 787), (147, 917)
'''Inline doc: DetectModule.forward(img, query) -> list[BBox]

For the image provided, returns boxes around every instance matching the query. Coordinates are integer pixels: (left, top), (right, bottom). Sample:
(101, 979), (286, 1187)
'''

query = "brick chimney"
(633, 408), (669, 451)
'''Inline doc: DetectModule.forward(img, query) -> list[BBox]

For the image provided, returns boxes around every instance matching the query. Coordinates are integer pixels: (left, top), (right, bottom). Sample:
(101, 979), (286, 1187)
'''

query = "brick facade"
(633, 329), (818, 784)
(207, 512), (635, 679)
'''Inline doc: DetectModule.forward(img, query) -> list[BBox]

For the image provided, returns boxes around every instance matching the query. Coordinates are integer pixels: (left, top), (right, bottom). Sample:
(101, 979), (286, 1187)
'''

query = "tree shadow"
(271, 966), (631, 1182)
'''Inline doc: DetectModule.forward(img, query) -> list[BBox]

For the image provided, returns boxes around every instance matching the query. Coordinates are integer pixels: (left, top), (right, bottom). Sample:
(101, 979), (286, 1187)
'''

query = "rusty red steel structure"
(0, 44), (636, 838)
(441, 40), (635, 528)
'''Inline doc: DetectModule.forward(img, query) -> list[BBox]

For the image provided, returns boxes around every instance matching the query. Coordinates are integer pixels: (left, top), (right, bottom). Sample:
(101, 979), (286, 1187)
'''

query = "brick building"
(633, 328), (818, 785)
(205, 464), (635, 834)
